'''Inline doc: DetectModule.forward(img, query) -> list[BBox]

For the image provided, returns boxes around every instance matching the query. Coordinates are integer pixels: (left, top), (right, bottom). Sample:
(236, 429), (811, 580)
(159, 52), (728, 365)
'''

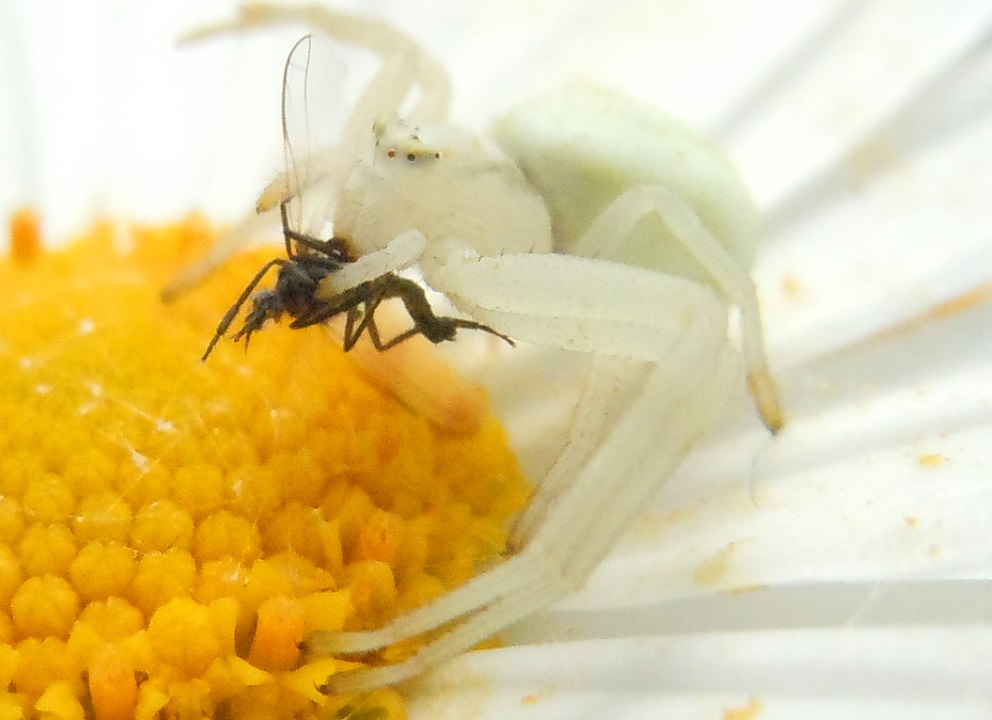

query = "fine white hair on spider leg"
(177, 2), (784, 693)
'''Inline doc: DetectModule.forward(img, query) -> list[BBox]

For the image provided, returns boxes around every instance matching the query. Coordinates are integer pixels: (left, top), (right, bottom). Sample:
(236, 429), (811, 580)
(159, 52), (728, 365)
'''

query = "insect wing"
(280, 34), (347, 247)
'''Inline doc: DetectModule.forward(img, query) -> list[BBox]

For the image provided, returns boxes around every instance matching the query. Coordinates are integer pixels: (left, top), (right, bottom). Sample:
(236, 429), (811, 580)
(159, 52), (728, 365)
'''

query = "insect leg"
(375, 275), (515, 348)
(279, 201), (352, 262)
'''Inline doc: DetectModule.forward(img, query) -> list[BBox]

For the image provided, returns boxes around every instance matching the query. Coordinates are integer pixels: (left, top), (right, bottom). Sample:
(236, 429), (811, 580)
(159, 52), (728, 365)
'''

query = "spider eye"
(406, 153), (416, 162)
(387, 149), (396, 158)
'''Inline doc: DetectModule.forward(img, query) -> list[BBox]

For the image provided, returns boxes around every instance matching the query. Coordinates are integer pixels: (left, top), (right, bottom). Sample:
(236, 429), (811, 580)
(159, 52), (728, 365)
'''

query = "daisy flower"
(2, 1), (991, 719)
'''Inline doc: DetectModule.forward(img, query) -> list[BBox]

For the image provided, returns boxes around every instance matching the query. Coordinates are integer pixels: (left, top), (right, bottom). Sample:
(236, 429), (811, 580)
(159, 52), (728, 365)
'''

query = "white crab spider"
(187, 4), (783, 693)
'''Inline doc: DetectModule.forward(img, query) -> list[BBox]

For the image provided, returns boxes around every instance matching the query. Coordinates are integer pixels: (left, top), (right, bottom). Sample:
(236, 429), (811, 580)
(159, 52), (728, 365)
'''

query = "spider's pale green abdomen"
(494, 86), (761, 283)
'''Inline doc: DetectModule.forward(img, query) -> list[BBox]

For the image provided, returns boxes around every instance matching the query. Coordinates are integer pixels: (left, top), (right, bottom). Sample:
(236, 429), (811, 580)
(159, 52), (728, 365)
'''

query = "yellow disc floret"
(0, 211), (531, 720)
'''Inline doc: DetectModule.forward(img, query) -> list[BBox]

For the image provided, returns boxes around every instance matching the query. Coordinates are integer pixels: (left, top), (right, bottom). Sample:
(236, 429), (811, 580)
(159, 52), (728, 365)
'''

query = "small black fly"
(201, 203), (513, 361)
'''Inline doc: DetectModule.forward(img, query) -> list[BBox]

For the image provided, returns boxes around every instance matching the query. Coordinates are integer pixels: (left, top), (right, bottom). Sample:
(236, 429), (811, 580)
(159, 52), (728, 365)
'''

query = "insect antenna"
(201, 258), (287, 361)
(279, 34), (347, 257)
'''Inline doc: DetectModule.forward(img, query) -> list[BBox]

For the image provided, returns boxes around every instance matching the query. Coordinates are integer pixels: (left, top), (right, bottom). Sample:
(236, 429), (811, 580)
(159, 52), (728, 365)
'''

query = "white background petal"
(409, 627), (992, 719)
(3, 1), (991, 717)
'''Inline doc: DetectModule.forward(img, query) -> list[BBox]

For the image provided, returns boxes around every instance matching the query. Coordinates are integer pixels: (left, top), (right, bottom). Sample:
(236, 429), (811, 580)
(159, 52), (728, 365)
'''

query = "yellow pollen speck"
(88, 644), (139, 720)
(724, 696), (763, 720)
(917, 453), (947, 467)
(0, 212), (530, 719)
(694, 542), (737, 586)
(780, 273), (804, 300)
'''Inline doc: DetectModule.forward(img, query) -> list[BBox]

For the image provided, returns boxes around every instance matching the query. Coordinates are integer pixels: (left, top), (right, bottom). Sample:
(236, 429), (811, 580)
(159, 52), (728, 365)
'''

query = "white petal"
(410, 626), (992, 720)
(6, 2), (992, 716)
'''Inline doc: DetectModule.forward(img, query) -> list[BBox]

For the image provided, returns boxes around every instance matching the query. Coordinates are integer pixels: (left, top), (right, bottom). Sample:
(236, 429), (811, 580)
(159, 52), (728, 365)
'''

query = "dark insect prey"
(201, 204), (514, 361)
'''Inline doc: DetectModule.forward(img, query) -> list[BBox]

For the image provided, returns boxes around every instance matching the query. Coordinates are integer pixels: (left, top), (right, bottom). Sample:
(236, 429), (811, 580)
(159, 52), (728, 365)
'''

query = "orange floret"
(88, 645), (139, 720)
(0, 213), (531, 719)
(246, 596), (305, 671)
(9, 209), (41, 266)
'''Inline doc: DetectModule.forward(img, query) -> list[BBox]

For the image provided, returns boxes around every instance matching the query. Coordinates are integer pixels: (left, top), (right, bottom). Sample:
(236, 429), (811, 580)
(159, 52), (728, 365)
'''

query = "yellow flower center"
(0, 211), (531, 720)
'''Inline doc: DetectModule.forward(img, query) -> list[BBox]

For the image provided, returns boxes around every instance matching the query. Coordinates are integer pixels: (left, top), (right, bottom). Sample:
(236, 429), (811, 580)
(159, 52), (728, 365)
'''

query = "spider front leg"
(307, 253), (742, 693)
(166, 3), (452, 299)
(192, 3), (451, 149)
(570, 185), (783, 432)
